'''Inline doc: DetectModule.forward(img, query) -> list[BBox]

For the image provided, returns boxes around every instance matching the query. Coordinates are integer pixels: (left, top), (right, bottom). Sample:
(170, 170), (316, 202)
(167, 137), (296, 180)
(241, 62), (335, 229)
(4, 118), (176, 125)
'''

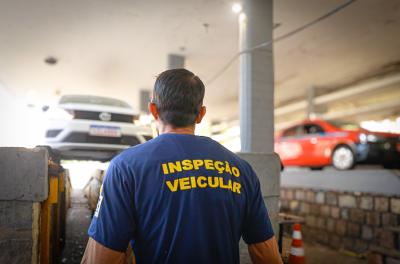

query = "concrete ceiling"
(0, 0), (399, 121)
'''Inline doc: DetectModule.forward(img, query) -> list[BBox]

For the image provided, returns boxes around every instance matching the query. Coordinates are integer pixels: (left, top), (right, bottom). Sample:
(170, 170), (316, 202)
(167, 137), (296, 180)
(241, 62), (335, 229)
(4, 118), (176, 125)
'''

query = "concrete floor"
(302, 243), (366, 264)
(281, 236), (366, 264)
(281, 165), (400, 196)
(61, 190), (92, 264)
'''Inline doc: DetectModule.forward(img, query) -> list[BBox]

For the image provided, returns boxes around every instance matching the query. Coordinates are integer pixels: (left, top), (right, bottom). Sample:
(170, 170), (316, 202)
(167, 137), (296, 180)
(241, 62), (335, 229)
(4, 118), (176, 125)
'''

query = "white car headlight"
(359, 133), (367, 143)
(366, 134), (378, 142)
(359, 133), (383, 143)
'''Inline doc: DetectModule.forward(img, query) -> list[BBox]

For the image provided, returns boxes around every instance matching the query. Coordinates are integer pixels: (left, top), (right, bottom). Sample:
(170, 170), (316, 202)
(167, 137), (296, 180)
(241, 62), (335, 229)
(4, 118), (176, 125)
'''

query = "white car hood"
(59, 103), (137, 115)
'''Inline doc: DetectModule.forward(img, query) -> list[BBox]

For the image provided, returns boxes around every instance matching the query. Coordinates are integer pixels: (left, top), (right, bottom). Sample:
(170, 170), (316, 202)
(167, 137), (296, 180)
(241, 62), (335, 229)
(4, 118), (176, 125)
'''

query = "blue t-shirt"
(88, 133), (274, 264)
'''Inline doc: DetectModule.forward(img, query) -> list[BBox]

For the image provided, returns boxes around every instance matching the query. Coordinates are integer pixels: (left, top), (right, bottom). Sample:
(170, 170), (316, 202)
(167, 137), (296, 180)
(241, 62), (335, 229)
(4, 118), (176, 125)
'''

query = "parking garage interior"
(1, 0), (400, 263)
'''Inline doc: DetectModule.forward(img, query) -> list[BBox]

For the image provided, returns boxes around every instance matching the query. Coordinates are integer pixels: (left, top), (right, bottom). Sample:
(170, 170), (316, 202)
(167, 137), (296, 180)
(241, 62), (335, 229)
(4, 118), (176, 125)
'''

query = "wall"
(0, 86), (46, 148)
(280, 187), (400, 261)
(0, 147), (48, 263)
(0, 147), (70, 264)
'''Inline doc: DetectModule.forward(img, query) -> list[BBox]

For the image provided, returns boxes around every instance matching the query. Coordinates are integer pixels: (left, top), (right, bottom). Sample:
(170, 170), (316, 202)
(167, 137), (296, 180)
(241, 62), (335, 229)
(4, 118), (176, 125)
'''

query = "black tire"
(383, 163), (394, 169)
(382, 161), (400, 169)
(310, 166), (324, 171)
(382, 154), (400, 169)
(332, 145), (356, 170)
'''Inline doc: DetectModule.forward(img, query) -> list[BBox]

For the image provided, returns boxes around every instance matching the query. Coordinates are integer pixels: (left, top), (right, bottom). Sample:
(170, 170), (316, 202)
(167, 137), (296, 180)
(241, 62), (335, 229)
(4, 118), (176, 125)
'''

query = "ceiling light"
(44, 56), (58, 65)
(273, 23), (282, 29)
(232, 3), (242, 13)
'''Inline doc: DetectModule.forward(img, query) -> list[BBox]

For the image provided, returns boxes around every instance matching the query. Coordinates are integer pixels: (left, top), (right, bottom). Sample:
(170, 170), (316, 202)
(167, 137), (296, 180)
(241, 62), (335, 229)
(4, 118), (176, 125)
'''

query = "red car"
(274, 119), (400, 170)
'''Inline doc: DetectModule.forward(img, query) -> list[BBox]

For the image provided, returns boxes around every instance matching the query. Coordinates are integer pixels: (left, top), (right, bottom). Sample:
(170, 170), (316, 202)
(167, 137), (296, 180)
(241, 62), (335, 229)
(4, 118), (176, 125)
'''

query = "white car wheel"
(332, 146), (355, 170)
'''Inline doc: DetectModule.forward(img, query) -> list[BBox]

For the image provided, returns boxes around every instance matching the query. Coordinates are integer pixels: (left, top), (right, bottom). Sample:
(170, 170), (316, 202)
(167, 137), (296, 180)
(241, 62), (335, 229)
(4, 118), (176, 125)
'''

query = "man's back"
(88, 133), (274, 264)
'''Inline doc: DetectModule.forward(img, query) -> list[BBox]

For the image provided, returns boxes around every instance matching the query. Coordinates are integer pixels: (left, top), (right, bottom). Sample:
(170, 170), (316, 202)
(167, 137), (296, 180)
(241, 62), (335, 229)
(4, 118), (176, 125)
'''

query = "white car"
(43, 95), (153, 161)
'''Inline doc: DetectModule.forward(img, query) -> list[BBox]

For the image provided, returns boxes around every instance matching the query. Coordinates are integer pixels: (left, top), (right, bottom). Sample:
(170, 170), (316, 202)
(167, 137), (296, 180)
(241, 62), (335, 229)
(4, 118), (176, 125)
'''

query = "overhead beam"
(275, 73), (400, 117)
(314, 74), (400, 105)
(321, 98), (400, 120)
(275, 101), (307, 116)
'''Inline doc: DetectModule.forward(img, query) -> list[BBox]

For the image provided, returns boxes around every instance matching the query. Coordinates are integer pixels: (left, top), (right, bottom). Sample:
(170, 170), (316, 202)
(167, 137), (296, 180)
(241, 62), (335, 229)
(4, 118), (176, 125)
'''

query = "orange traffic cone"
(288, 223), (305, 264)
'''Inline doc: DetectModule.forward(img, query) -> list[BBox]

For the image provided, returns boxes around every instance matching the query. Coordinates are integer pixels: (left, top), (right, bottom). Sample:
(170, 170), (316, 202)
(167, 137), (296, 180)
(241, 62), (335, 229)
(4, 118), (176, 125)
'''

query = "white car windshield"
(60, 95), (132, 108)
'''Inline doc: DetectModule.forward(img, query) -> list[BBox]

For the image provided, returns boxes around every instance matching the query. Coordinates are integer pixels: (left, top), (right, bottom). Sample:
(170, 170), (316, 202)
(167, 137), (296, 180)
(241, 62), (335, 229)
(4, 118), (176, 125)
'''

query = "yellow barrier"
(39, 161), (67, 264)
(40, 168), (58, 263)
(59, 170), (67, 249)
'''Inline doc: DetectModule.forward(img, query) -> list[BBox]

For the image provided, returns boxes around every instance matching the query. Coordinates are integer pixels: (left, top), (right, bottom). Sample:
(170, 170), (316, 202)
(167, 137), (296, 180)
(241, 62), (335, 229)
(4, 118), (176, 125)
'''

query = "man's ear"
(148, 102), (159, 120)
(196, 106), (206, 124)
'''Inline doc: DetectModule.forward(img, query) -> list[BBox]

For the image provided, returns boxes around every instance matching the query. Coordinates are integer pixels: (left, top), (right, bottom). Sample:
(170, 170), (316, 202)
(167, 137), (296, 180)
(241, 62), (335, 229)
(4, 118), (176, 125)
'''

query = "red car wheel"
(332, 145), (355, 170)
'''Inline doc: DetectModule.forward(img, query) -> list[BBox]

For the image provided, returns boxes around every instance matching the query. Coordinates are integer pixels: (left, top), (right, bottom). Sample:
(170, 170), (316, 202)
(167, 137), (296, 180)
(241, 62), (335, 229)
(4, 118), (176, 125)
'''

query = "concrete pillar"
(167, 54), (185, 69)
(239, 0), (274, 154)
(237, 0), (280, 226)
(237, 153), (280, 232)
(307, 86), (316, 119)
(237, 0), (280, 248)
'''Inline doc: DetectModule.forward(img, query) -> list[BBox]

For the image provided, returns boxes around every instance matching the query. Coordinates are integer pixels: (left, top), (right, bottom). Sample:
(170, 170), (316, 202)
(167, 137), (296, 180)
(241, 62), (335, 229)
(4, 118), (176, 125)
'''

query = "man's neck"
(158, 122), (195, 135)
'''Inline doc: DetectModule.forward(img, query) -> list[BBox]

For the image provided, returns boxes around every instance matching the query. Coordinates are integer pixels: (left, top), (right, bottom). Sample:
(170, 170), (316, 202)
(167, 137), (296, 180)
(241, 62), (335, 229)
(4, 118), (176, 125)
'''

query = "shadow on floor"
(61, 190), (92, 264)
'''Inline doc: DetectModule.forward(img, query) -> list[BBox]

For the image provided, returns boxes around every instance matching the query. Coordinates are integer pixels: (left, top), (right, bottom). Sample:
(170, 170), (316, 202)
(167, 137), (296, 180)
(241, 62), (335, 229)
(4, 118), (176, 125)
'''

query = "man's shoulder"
(199, 138), (256, 178)
(113, 139), (157, 163)
(206, 139), (252, 166)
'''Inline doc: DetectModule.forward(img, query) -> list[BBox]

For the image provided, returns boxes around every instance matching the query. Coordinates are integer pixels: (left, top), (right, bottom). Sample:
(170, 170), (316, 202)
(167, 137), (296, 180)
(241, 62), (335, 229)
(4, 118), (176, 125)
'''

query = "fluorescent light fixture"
(232, 3), (242, 13)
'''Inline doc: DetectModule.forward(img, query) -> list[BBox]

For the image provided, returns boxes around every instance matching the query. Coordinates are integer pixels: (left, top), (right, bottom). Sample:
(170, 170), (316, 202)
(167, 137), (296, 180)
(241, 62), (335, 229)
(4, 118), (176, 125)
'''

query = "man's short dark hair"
(153, 69), (205, 127)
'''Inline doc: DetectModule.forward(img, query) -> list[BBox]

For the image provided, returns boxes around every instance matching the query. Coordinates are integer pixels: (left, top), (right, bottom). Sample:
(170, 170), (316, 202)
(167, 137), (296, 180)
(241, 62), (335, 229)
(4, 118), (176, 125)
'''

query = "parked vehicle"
(274, 119), (400, 170)
(43, 95), (153, 161)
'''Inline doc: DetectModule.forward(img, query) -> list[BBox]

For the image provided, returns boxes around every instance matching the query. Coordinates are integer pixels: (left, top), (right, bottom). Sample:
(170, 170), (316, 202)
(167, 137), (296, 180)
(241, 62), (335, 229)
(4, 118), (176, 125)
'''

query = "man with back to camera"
(81, 69), (283, 264)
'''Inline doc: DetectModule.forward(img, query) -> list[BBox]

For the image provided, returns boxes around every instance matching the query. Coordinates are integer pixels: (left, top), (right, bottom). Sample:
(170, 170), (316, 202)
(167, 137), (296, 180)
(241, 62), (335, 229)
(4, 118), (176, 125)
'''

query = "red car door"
(302, 123), (331, 166)
(275, 125), (305, 166)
